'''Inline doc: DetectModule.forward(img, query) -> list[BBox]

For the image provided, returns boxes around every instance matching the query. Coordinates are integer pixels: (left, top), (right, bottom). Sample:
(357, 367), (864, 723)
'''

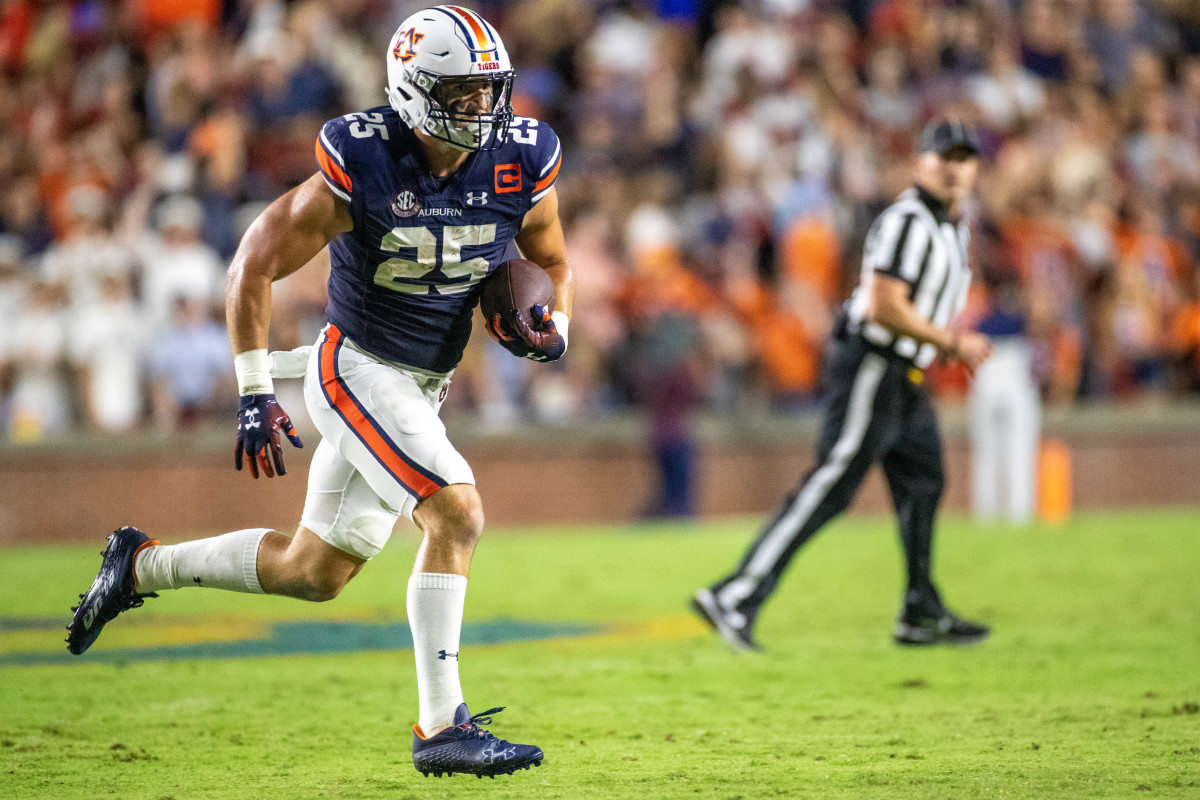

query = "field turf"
(2, 509), (1198, 799)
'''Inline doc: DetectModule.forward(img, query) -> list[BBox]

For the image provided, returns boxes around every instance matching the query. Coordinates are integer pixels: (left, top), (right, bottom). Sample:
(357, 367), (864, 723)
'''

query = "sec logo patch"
(391, 191), (419, 218)
(494, 163), (521, 193)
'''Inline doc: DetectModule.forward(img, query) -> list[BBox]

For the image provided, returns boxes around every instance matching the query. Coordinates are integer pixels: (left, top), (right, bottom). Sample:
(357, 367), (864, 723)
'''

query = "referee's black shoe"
(893, 608), (990, 646)
(691, 588), (763, 652)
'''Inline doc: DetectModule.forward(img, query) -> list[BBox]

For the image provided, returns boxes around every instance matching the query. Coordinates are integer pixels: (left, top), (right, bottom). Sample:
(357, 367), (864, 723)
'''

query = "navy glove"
(485, 304), (566, 363)
(235, 393), (303, 478)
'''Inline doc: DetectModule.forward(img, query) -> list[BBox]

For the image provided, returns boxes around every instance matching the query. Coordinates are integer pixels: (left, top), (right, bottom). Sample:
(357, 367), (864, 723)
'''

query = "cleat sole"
(416, 759), (543, 779)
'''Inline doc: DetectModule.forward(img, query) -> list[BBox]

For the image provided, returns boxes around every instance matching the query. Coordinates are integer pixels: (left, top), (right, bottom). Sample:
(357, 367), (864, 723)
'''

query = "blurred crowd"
(2, 0), (1200, 444)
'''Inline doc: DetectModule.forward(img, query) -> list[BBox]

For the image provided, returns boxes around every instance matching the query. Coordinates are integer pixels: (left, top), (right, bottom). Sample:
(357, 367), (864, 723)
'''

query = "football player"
(67, 5), (571, 779)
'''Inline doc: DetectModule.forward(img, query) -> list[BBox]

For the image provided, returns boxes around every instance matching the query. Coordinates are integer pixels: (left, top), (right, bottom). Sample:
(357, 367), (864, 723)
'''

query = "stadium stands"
(1, 0), (1198, 442)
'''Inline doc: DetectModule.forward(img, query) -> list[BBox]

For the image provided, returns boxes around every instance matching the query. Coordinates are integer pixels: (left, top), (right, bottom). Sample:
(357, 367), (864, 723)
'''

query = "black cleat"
(691, 588), (762, 652)
(894, 609), (990, 646)
(66, 527), (158, 655)
(412, 704), (543, 778)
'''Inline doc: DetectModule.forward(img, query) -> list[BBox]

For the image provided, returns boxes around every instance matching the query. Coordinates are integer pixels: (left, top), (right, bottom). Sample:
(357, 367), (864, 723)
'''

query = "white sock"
(134, 528), (269, 594)
(407, 572), (467, 735)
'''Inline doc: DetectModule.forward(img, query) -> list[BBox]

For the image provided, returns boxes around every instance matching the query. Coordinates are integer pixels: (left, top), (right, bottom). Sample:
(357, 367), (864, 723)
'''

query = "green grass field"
(2, 509), (1199, 799)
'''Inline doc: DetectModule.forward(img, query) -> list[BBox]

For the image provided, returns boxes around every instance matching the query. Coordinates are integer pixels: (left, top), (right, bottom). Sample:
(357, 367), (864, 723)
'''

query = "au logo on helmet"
(392, 27), (423, 63)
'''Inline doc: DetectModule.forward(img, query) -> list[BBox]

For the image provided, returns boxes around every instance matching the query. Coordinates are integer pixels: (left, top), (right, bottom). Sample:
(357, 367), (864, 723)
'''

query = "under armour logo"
(437, 649), (458, 661)
(465, 191), (488, 206)
(482, 744), (516, 764)
(242, 408), (261, 429)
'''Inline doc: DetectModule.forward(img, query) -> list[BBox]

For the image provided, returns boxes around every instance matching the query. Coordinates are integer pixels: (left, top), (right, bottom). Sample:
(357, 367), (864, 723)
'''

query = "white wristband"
(234, 348), (274, 396)
(551, 310), (570, 351)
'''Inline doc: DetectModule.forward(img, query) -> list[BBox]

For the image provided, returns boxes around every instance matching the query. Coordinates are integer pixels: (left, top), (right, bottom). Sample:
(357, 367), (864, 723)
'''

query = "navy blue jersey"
(314, 106), (562, 373)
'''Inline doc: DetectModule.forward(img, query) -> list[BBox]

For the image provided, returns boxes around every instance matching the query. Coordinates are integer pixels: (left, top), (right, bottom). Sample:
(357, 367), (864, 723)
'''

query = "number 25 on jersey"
(374, 224), (496, 295)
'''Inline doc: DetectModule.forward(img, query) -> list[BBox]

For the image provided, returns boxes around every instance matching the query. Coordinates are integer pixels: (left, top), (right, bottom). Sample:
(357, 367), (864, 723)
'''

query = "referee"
(693, 118), (993, 650)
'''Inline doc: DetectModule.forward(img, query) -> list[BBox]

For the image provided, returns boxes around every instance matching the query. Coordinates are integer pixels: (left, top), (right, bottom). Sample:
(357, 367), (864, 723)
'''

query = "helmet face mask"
(386, 6), (515, 152)
(422, 71), (514, 151)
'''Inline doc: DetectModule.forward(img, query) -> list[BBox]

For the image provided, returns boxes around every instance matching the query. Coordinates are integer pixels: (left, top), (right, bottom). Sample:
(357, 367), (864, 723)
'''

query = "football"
(478, 258), (556, 329)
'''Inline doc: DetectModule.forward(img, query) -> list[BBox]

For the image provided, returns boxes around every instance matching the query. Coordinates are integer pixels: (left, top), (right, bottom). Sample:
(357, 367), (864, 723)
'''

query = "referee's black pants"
(711, 333), (945, 623)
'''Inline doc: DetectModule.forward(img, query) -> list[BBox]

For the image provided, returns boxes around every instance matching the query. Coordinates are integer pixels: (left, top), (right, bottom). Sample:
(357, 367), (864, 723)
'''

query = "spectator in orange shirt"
(731, 281), (821, 409)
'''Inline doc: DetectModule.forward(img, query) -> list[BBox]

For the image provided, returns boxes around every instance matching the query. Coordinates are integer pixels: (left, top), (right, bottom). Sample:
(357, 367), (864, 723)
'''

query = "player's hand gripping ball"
(480, 259), (565, 362)
(235, 394), (303, 478)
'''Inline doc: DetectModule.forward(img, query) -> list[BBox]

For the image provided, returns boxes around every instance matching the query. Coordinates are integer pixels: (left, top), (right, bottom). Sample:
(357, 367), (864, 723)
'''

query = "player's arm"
(867, 274), (991, 371)
(505, 186), (575, 361)
(227, 173), (352, 355)
(515, 186), (574, 318)
(226, 173), (353, 478)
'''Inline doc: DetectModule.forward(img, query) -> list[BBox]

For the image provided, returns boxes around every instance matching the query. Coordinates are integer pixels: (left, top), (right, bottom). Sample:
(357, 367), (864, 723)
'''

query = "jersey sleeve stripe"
(320, 175), (352, 204)
(533, 153), (561, 193)
(319, 128), (346, 167)
(318, 326), (447, 501)
(540, 140), (561, 177)
(315, 138), (353, 193)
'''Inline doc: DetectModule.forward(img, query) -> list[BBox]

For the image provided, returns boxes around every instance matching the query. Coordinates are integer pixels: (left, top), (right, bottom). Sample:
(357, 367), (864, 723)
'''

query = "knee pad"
(301, 441), (401, 560)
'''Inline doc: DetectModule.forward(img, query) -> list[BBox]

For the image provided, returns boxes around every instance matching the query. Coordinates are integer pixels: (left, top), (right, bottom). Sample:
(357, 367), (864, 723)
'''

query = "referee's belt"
(833, 315), (925, 384)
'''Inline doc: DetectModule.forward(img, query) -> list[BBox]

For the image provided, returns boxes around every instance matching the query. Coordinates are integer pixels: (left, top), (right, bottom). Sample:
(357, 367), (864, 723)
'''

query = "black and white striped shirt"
(845, 186), (972, 369)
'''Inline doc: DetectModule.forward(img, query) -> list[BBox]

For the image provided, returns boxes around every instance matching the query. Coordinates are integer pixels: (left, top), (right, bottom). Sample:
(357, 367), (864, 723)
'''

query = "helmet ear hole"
(394, 85), (414, 102)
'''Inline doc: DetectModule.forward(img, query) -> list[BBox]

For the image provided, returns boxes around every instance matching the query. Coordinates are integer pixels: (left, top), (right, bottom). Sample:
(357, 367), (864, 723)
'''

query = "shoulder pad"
(506, 117), (561, 204)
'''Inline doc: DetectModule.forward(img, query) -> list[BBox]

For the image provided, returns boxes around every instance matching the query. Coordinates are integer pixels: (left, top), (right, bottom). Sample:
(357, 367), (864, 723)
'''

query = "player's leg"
(305, 328), (472, 733)
(133, 438), (377, 600)
(881, 388), (989, 645)
(411, 483), (483, 576)
(66, 439), (380, 655)
(132, 525), (365, 600)
(404, 484), (541, 776)
(405, 483), (480, 735)
(695, 345), (903, 649)
(67, 525), (356, 655)
(255, 526), (366, 599)
(68, 526), (345, 655)
(306, 326), (541, 776)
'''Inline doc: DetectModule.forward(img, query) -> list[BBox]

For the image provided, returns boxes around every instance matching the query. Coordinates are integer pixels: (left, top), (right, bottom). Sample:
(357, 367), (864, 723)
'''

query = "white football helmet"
(386, 5), (515, 152)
